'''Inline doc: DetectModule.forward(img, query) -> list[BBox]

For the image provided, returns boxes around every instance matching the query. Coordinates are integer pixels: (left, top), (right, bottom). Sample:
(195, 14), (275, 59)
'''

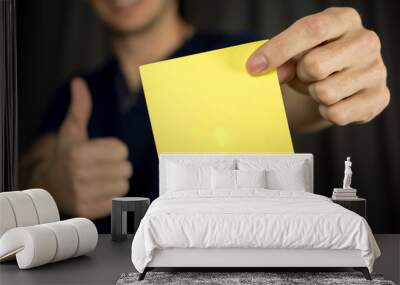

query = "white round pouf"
(23, 189), (60, 224)
(1, 191), (39, 227)
(0, 195), (17, 238)
(0, 189), (98, 269)
(0, 226), (57, 269)
(43, 221), (79, 262)
(66, 218), (98, 257)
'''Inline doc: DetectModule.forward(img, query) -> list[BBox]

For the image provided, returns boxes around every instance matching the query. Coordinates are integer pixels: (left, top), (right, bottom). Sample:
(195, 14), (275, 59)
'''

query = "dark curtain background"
(17, 0), (400, 233)
(1, 0), (18, 192)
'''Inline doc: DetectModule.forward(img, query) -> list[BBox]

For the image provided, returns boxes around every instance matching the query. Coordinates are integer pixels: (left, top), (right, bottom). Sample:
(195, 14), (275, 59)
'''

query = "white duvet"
(131, 190), (380, 273)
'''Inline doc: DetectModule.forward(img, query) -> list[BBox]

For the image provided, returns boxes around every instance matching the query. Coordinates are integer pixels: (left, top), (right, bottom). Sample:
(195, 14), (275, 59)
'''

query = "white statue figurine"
(342, 157), (353, 189)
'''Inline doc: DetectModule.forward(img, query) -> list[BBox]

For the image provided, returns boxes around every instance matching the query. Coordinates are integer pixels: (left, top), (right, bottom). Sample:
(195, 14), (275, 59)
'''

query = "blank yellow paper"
(140, 40), (293, 154)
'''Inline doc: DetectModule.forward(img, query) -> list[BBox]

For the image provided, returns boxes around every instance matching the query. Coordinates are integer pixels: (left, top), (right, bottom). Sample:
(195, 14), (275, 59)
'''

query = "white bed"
(131, 154), (380, 280)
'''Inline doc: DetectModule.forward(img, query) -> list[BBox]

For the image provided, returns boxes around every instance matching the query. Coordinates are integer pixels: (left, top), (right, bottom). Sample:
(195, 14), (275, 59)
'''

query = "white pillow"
(167, 163), (211, 191)
(211, 168), (268, 190)
(236, 169), (267, 189)
(238, 159), (309, 191)
(166, 160), (235, 192)
(211, 168), (236, 190)
(166, 159), (236, 170)
(266, 168), (307, 191)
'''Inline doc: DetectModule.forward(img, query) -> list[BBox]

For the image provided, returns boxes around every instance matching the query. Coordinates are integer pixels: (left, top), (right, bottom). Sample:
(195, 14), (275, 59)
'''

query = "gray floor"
(0, 235), (398, 285)
(374, 235), (400, 284)
(0, 235), (135, 285)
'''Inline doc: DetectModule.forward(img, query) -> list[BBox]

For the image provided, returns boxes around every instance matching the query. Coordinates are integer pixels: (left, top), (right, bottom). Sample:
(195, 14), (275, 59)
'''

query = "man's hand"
(48, 78), (132, 219)
(247, 7), (390, 127)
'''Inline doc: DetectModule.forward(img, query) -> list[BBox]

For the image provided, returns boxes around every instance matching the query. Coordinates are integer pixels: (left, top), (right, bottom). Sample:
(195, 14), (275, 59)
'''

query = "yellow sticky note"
(140, 40), (293, 154)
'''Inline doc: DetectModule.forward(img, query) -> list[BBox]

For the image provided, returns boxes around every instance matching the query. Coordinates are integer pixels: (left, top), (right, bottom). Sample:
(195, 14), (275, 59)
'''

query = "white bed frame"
(141, 154), (370, 280)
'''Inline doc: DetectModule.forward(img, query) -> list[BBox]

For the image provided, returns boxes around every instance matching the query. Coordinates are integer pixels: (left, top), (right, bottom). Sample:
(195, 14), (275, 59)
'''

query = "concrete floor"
(374, 234), (400, 284)
(0, 234), (398, 284)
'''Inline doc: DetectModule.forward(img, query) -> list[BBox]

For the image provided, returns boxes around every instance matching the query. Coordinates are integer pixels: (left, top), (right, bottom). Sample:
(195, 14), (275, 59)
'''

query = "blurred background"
(17, 0), (399, 233)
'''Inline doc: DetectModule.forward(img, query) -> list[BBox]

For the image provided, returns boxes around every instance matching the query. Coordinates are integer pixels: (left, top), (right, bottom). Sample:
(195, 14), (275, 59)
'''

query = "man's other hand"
(247, 7), (389, 126)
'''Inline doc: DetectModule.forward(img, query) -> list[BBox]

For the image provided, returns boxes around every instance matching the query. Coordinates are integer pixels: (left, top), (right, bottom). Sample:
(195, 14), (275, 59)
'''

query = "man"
(20, 0), (389, 233)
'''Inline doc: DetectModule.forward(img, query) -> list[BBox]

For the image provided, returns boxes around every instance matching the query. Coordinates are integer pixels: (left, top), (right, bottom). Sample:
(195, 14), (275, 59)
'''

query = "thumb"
(277, 61), (296, 84)
(59, 77), (92, 143)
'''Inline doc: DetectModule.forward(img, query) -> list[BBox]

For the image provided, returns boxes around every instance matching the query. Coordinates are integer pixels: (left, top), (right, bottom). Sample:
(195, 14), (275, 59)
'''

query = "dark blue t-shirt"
(41, 32), (260, 232)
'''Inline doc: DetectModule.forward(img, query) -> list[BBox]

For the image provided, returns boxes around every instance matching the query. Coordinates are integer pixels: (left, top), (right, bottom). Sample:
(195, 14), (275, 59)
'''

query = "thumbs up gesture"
(58, 77), (93, 144)
(50, 78), (132, 219)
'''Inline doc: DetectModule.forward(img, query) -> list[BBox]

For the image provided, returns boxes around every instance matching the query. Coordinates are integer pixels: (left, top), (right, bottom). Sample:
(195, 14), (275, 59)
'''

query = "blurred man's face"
(91, 0), (173, 36)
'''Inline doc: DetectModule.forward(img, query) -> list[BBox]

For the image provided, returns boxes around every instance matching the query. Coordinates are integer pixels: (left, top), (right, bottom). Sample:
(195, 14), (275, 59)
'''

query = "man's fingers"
(92, 180), (130, 200)
(297, 30), (381, 82)
(277, 61), (296, 83)
(88, 138), (129, 162)
(83, 181), (129, 202)
(247, 7), (362, 74)
(72, 160), (133, 182)
(92, 160), (133, 180)
(69, 138), (129, 164)
(309, 59), (387, 106)
(318, 86), (390, 126)
(71, 176), (129, 203)
(59, 77), (93, 143)
(76, 198), (113, 219)
(277, 61), (312, 94)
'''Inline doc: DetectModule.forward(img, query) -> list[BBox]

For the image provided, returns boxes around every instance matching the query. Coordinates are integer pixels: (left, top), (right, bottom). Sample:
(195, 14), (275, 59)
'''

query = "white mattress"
(131, 190), (380, 273)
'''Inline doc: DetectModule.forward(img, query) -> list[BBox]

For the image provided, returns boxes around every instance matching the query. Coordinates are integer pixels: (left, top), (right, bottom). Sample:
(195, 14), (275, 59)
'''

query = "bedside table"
(111, 197), (150, 242)
(331, 198), (366, 219)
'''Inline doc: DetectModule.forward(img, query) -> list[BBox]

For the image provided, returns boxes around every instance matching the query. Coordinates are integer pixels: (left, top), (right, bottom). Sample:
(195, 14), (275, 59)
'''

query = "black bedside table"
(111, 197), (150, 242)
(331, 198), (367, 219)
